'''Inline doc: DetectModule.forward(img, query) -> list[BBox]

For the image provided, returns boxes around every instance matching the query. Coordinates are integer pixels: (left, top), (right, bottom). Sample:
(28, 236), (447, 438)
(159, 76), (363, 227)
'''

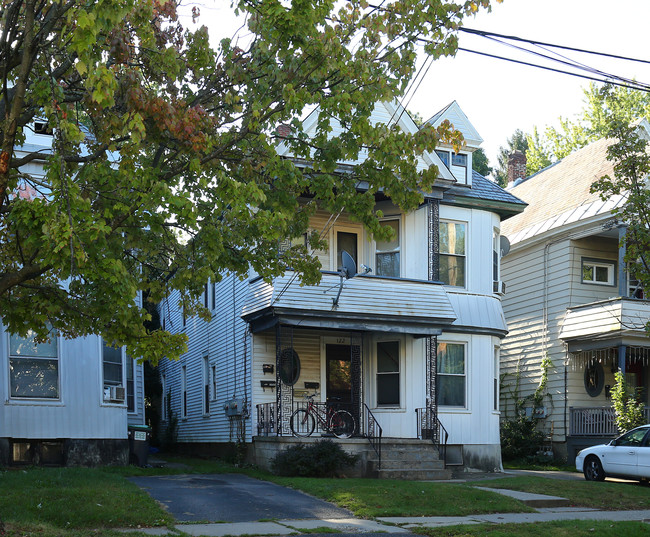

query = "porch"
(567, 406), (650, 460)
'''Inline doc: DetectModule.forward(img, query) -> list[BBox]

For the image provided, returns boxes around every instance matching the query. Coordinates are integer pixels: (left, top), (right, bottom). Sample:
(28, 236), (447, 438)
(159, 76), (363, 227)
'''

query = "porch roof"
(241, 271), (457, 336)
(560, 297), (650, 352)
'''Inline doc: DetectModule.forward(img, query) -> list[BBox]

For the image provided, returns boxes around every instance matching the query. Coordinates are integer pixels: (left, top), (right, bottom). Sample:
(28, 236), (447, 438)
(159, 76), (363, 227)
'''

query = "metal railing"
(255, 401), (383, 468)
(360, 403), (382, 469)
(569, 406), (650, 436)
(415, 407), (448, 464)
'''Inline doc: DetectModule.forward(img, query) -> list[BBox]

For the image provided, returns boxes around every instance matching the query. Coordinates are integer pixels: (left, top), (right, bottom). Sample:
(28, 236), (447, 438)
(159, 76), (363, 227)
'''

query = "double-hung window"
(439, 221), (466, 287)
(9, 329), (59, 399)
(376, 340), (400, 406)
(203, 356), (210, 415)
(181, 365), (188, 418)
(336, 231), (358, 269)
(103, 341), (125, 403)
(437, 342), (466, 407)
(375, 219), (400, 278)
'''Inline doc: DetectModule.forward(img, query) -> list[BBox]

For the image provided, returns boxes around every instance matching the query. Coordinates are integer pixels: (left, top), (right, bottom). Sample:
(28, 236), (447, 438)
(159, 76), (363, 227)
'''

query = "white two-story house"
(0, 125), (146, 467)
(157, 101), (526, 477)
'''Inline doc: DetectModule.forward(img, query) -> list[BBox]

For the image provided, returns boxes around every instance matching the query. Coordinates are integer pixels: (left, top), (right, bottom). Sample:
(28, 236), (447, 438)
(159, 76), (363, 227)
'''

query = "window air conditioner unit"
(104, 386), (126, 402)
(493, 280), (506, 295)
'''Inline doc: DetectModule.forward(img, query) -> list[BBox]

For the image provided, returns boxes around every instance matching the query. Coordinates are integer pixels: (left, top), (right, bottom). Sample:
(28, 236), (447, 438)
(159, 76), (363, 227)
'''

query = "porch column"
(618, 344), (627, 375)
(618, 224), (627, 297)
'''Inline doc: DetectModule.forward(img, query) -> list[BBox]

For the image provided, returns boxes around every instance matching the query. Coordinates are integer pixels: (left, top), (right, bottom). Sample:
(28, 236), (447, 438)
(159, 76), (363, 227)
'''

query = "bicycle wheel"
(329, 410), (355, 439)
(290, 409), (315, 437)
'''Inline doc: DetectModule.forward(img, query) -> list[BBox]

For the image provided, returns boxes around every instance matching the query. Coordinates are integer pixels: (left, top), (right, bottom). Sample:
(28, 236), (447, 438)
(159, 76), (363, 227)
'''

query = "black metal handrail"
(361, 403), (382, 469)
(415, 407), (448, 465)
(256, 403), (275, 436)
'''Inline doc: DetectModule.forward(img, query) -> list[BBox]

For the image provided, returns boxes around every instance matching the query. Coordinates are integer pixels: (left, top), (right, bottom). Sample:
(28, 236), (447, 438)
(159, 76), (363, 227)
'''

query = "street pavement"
(125, 471), (650, 536)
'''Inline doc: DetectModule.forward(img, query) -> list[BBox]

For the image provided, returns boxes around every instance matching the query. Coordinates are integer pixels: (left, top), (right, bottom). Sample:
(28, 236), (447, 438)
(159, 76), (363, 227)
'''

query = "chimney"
(277, 124), (292, 139)
(507, 150), (527, 188)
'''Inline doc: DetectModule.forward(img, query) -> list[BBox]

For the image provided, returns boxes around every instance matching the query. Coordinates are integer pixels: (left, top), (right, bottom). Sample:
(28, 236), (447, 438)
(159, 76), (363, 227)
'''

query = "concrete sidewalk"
(122, 507), (650, 536)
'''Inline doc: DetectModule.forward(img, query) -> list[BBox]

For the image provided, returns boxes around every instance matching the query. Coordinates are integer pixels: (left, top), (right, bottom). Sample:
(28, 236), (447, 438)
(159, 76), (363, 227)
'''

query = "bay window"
(376, 219), (400, 277)
(439, 221), (466, 287)
(437, 342), (466, 407)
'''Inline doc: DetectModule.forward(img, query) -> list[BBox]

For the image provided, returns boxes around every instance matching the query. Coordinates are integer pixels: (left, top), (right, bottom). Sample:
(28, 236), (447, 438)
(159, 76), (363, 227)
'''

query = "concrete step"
(379, 459), (445, 471)
(377, 467), (453, 480)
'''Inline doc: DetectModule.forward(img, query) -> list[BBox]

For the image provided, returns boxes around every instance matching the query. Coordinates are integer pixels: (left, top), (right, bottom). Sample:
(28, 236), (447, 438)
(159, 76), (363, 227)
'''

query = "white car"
(576, 425), (650, 482)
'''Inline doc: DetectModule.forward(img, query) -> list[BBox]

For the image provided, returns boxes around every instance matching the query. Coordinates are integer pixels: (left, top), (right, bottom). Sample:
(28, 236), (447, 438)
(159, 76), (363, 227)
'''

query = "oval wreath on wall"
(278, 348), (301, 386)
(584, 361), (604, 397)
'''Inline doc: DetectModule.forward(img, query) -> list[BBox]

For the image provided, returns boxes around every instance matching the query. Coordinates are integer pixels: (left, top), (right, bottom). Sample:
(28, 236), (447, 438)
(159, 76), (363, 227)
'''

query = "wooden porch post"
(618, 344), (627, 375)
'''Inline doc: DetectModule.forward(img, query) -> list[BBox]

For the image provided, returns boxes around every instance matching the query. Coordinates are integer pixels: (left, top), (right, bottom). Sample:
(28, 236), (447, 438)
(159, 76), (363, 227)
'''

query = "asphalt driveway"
(129, 473), (353, 523)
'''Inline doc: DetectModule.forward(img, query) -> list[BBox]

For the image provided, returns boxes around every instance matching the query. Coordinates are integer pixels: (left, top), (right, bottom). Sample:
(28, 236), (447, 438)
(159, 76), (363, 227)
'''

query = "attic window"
(452, 153), (467, 167)
(34, 121), (52, 135)
(435, 150), (450, 167)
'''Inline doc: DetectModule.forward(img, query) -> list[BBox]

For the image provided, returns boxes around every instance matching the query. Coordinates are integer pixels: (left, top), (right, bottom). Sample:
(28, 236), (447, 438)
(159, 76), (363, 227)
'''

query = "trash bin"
(128, 425), (151, 466)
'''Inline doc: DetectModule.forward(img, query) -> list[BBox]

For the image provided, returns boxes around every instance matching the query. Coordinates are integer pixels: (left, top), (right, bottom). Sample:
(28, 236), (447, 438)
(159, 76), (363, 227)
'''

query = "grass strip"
(0, 467), (172, 529)
(412, 520), (650, 537)
(468, 475), (650, 511)
(262, 477), (534, 517)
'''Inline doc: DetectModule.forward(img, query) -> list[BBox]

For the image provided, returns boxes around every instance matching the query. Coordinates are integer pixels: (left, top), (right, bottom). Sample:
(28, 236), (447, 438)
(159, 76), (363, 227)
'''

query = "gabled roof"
(425, 100), (484, 147)
(277, 100), (456, 183)
(501, 137), (626, 244)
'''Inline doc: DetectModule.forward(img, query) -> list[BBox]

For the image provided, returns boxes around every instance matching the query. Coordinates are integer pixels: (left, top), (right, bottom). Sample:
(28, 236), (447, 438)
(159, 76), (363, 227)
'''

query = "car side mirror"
(609, 439), (617, 446)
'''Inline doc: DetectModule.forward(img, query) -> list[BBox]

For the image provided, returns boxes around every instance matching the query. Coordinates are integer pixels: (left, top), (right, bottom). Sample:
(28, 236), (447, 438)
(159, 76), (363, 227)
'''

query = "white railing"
(569, 406), (650, 436)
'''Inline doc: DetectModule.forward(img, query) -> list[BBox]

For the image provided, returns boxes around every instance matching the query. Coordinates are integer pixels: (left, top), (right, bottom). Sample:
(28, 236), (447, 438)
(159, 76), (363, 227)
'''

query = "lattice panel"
(275, 324), (294, 436)
(427, 198), (440, 282)
(350, 332), (363, 431)
(425, 335), (439, 444)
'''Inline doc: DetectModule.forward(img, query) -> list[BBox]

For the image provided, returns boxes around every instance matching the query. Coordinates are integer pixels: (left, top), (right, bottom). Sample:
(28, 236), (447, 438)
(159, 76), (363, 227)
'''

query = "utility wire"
(459, 27), (650, 66)
(456, 47), (650, 93)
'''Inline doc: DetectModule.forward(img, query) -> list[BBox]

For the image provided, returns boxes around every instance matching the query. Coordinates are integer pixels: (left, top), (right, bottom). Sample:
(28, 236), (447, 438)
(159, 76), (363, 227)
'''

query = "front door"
(326, 344), (352, 404)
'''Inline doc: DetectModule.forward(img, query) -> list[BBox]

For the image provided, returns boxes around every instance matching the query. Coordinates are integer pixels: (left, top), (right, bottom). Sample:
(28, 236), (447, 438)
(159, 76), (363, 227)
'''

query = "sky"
(179, 0), (650, 175)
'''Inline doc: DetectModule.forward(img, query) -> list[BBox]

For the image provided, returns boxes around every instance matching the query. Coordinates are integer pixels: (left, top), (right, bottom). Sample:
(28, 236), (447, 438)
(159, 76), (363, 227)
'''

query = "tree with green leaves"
(591, 117), (650, 326)
(493, 129), (528, 187)
(0, 0), (493, 363)
(471, 147), (491, 177)
(526, 83), (650, 175)
(610, 370), (645, 433)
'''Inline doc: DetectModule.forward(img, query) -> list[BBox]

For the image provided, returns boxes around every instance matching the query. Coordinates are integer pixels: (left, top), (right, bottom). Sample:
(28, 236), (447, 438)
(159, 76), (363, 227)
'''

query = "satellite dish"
(340, 250), (357, 279)
(500, 236), (511, 257)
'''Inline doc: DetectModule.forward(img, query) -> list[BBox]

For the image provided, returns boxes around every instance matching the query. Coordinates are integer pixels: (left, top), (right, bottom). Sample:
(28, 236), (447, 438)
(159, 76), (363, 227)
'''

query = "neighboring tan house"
(157, 100), (526, 478)
(0, 125), (146, 467)
(500, 123), (650, 461)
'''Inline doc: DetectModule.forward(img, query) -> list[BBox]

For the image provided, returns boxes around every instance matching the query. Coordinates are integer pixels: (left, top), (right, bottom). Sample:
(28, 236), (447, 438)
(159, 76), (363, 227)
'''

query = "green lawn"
(263, 476), (533, 517)
(413, 520), (650, 537)
(469, 475), (650, 511)
(0, 467), (172, 529)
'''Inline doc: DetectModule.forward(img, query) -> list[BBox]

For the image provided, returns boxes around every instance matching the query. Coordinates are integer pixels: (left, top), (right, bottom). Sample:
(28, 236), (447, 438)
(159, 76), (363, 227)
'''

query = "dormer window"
(435, 150), (450, 167)
(33, 121), (52, 135)
(452, 153), (467, 167)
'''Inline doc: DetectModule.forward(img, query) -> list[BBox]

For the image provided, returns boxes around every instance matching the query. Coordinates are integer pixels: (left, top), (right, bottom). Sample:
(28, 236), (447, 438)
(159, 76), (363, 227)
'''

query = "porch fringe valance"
(570, 346), (650, 370)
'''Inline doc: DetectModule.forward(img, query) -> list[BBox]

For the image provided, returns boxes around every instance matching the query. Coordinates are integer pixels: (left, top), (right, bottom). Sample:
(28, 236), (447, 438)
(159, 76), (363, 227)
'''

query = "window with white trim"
(212, 365), (217, 401)
(582, 259), (615, 286)
(203, 356), (210, 415)
(102, 341), (125, 403)
(451, 153), (467, 167)
(493, 229), (500, 283)
(376, 340), (400, 406)
(336, 230), (358, 269)
(161, 374), (167, 421)
(439, 221), (466, 287)
(181, 365), (187, 418)
(435, 150), (450, 168)
(375, 219), (400, 277)
(493, 347), (499, 411)
(9, 329), (59, 399)
(126, 354), (135, 412)
(437, 342), (466, 407)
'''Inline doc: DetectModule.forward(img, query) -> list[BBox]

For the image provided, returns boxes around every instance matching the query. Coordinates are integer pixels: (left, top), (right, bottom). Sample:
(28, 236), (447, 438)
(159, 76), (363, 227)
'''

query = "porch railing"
(255, 401), (382, 468)
(360, 403), (382, 469)
(569, 406), (650, 436)
(415, 407), (448, 464)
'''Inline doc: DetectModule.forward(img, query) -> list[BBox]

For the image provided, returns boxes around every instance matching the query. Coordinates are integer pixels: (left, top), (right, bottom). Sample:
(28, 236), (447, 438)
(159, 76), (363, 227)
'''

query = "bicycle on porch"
(290, 392), (356, 439)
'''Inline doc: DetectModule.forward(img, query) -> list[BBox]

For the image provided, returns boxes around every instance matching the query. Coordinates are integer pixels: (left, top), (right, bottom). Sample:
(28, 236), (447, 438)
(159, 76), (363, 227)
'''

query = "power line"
(459, 27), (650, 66)
(456, 47), (650, 93)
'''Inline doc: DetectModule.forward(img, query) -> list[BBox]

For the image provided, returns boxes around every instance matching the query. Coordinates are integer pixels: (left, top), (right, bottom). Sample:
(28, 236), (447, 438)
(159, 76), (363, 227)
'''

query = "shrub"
(612, 370), (646, 433)
(500, 415), (545, 461)
(271, 439), (359, 477)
